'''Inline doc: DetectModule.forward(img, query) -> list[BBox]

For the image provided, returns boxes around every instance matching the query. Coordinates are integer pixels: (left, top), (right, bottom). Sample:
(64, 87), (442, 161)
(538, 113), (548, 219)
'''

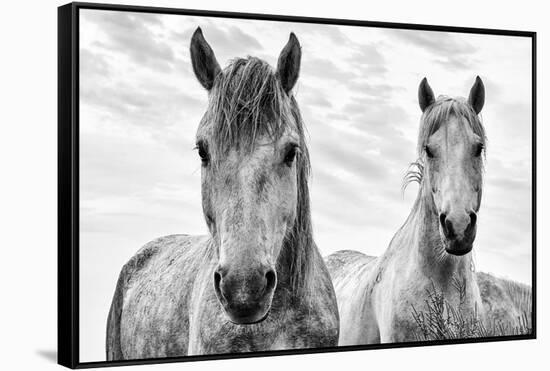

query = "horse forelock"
(204, 56), (315, 298)
(417, 96), (486, 155)
(205, 57), (303, 162)
(402, 96), (487, 192)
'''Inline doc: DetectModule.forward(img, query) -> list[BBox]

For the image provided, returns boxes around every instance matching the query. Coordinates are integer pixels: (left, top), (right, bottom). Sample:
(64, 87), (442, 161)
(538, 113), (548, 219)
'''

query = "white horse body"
(325, 251), (377, 344)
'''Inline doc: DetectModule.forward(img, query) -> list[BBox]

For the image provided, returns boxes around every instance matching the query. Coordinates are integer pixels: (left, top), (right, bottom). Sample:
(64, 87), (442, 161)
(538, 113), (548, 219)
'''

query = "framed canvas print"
(58, 2), (536, 368)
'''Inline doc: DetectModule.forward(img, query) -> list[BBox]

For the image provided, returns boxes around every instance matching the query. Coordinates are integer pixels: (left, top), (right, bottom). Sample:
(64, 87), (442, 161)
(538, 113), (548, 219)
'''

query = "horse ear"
(277, 33), (301, 94)
(418, 77), (435, 112)
(468, 76), (485, 114)
(190, 27), (221, 91)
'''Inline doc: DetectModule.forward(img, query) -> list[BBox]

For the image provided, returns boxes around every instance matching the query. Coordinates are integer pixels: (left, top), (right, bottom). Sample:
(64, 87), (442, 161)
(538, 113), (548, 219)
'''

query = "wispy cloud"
(85, 10), (176, 71)
(172, 20), (263, 62)
(388, 29), (478, 70)
(304, 57), (357, 81)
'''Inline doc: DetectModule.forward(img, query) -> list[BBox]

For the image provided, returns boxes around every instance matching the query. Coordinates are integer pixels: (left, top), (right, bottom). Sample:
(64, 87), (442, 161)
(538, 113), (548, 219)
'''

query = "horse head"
(417, 77), (486, 256)
(190, 28), (310, 324)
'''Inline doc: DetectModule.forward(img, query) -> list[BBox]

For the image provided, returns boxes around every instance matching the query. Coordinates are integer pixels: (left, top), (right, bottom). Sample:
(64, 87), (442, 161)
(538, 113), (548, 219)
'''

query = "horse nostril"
(213, 271), (222, 290)
(213, 269), (227, 301)
(440, 213), (457, 239)
(439, 213), (447, 230)
(264, 269), (277, 293)
(469, 212), (477, 228)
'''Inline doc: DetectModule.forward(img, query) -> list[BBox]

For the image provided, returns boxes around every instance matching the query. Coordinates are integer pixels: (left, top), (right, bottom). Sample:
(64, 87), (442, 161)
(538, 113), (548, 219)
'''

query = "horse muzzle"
(439, 211), (477, 256)
(213, 265), (277, 324)
(444, 240), (474, 256)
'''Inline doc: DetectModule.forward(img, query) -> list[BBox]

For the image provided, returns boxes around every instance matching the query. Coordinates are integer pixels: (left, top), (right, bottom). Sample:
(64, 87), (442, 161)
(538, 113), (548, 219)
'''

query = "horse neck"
(403, 184), (475, 286)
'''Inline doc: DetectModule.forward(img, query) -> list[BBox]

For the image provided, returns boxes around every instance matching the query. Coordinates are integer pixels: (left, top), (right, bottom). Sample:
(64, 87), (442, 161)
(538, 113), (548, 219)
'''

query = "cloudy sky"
(79, 9), (533, 361)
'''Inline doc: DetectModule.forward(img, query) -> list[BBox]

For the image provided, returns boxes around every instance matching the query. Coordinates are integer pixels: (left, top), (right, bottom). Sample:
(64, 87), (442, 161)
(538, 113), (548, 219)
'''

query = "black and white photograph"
(57, 2), (535, 368)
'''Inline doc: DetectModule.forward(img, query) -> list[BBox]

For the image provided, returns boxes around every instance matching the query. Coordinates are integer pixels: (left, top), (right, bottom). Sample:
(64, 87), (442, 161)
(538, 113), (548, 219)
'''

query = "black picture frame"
(58, 2), (537, 368)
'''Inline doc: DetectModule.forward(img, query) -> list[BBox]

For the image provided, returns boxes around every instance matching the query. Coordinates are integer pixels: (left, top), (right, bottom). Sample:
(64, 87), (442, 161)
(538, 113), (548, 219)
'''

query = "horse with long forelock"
(106, 28), (339, 360)
(327, 77), (530, 344)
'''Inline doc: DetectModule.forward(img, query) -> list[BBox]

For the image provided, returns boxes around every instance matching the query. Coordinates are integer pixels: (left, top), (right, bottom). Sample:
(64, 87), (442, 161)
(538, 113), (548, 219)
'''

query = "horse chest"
(189, 300), (336, 354)
(378, 271), (482, 342)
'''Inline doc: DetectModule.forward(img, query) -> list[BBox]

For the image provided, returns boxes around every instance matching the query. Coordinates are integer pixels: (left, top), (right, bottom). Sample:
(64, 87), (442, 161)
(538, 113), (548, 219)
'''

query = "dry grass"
(411, 278), (531, 341)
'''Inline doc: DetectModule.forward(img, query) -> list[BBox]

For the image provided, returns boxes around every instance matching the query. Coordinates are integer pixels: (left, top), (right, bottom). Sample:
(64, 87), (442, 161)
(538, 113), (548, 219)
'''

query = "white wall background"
(0, 0), (547, 370)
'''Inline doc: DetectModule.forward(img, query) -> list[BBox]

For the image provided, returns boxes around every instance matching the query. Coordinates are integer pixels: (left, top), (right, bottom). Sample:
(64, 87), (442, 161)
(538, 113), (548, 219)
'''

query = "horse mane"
(206, 56), (315, 298)
(402, 96), (487, 192)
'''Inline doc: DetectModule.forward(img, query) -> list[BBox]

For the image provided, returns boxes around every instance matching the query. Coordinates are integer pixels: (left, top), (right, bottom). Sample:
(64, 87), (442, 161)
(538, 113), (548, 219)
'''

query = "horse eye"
(474, 143), (484, 157)
(425, 145), (434, 159)
(283, 145), (299, 166)
(196, 141), (209, 166)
